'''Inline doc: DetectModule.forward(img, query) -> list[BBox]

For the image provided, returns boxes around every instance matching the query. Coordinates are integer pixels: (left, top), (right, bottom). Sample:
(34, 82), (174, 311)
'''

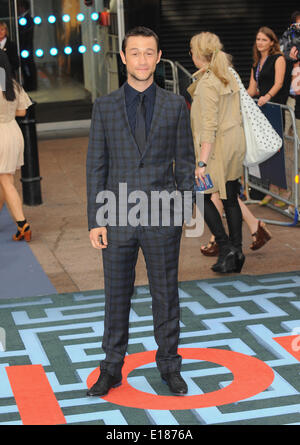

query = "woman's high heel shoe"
(250, 221), (271, 251)
(234, 250), (245, 273)
(211, 247), (237, 273)
(259, 195), (273, 206)
(12, 223), (32, 242)
(200, 240), (219, 256)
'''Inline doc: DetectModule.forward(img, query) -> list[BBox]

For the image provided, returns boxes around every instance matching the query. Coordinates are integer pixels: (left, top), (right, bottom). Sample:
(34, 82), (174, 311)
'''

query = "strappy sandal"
(250, 221), (271, 251)
(200, 240), (219, 256)
(12, 223), (32, 242)
(259, 195), (273, 206)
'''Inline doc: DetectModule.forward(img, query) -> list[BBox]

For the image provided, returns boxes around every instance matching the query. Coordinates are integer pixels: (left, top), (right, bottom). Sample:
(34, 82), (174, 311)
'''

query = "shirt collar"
(124, 81), (156, 105)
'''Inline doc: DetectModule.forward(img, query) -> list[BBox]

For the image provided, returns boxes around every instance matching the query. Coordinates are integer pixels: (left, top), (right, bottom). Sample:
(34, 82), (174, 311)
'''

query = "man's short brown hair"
(122, 26), (160, 53)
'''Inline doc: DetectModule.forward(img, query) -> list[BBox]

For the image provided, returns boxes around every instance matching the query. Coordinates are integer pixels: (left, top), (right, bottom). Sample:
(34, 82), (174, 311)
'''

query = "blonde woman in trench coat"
(188, 32), (246, 273)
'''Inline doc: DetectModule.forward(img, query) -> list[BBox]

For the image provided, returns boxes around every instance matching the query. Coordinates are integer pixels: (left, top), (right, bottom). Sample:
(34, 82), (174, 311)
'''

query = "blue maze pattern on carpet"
(0, 272), (300, 425)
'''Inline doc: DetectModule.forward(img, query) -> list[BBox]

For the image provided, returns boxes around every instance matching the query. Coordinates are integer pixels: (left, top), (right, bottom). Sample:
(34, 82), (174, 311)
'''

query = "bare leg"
(238, 197), (258, 235)
(0, 174), (25, 222)
(0, 183), (4, 213)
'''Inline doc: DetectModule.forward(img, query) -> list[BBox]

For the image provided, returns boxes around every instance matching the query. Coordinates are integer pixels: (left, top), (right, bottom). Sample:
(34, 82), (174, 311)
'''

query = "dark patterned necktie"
(135, 93), (146, 152)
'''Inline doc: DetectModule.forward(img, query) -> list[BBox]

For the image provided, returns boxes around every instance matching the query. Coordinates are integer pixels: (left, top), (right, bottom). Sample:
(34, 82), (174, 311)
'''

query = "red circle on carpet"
(86, 348), (274, 410)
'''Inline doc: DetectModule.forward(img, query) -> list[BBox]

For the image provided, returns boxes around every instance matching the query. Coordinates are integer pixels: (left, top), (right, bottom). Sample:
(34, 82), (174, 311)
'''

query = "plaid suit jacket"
(86, 83), (195, 232)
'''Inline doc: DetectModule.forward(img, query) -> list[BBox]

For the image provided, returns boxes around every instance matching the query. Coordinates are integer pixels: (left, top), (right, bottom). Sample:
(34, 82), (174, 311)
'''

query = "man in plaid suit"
(86, 27), (195, 397)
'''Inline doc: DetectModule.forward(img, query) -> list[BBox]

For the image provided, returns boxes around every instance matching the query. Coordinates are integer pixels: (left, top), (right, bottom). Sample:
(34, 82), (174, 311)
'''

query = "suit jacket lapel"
(141, 86), (165, 159)
(114, 85), (142, 157)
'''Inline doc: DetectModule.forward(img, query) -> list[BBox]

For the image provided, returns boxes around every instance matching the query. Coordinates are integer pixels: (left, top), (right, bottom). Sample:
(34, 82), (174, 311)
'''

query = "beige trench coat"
(188, 68), (246, 199)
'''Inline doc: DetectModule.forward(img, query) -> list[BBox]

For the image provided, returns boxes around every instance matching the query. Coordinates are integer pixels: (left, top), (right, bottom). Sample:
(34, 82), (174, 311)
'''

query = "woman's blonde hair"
(190, 32), (232, 85)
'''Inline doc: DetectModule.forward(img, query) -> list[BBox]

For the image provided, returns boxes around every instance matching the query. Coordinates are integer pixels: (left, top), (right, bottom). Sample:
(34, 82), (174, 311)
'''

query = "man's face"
(120, 35), (162, 84)
(0, 26), (7, 41)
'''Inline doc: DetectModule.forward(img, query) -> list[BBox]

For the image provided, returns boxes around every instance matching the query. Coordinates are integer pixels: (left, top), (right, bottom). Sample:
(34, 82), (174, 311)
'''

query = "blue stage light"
(92, 44), (101, 53)
(91, 12), (99, 21)
(19, 18), (27, 26)
(62, 14), (70, 23)
(78, 45), (87, 54)
(33, 16), (42, 25)
(21, 50), (29, 58)
(64, 46), (72, 55)
(48, 15), (56, 24)
(35, 49), (44, 58)
(50, 48), (58, 56)
(77, 13), (85, 22)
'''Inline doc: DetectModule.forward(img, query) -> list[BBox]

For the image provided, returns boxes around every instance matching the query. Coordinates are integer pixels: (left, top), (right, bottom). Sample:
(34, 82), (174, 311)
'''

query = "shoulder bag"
(229, 67), (282, 167)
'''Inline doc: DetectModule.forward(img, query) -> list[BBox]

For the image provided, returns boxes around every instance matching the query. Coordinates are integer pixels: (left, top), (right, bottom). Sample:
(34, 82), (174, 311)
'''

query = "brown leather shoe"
(250, 221), (271, 251)
(200, 240), (219, 256)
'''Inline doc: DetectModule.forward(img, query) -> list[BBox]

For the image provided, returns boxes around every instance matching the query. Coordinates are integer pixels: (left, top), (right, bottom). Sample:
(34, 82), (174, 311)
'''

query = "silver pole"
(116, 0), (125, 53)
(13, 0), (22, 85)
(30, 0), (34, 18)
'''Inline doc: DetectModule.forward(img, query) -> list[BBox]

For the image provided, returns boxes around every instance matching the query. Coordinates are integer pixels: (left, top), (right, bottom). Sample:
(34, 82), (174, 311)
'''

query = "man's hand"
(89, 227), (108, 250)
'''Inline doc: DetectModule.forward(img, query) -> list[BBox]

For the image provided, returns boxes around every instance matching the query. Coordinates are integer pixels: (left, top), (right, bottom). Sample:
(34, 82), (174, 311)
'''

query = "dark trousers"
(203, 179), (242, 251)
(100, 226), (183, 377)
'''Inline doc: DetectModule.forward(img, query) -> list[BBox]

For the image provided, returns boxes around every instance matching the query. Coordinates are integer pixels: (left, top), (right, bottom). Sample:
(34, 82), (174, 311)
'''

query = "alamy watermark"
(0, 67), (5, 92)
(0, 327), (6, 352)
(95, 183), (204, 237)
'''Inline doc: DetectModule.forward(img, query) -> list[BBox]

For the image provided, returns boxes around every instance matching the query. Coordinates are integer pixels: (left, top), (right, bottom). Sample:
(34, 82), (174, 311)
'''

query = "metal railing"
(243, 101), (299, 226)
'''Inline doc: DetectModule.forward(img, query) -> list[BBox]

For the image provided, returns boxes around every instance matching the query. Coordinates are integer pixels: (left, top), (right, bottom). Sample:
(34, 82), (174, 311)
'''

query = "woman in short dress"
(0, 50), (32, 241)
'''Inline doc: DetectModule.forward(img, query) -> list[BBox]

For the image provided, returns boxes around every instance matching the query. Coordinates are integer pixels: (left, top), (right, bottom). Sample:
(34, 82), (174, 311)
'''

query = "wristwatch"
(198, 161), (207, 168)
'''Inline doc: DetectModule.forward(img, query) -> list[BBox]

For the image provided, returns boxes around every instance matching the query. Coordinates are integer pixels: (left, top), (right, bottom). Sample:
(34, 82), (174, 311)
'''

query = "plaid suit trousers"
(100, 225), (183, 377)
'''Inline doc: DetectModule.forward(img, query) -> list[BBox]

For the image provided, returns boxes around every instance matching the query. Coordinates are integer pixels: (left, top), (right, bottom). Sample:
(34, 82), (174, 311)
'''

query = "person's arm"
(15, 109), (26, 116)
(247, 68), (259, 97)
(174, 97), (196, 194)
(290, 46), (299, 61)
(257, 56), (286, 106)
(86, 99), (109, 249)
(193, 81), (219, 183)
(9, 40), (20, 72)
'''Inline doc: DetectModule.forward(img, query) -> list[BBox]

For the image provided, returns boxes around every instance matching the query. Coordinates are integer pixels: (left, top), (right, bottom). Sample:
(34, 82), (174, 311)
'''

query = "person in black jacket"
(280, 11), (300, 139)
(17, 0), (37, 91)
(0, 21), (20, 77)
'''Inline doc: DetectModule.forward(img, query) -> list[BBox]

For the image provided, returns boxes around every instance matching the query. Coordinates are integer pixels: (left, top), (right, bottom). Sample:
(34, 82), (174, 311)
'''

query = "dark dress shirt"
(124, 82), (156, 138)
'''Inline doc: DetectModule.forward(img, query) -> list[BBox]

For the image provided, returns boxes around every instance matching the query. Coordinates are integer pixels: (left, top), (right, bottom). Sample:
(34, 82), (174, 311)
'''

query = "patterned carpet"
(1, 271), (300, 425)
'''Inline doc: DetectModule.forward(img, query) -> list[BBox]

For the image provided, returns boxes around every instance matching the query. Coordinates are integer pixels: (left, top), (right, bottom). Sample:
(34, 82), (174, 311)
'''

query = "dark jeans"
(203, 179), (242, 251)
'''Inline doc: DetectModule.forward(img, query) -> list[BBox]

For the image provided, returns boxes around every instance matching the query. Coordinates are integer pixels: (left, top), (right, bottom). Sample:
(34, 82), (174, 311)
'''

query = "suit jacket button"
(139, 162), (144, 168)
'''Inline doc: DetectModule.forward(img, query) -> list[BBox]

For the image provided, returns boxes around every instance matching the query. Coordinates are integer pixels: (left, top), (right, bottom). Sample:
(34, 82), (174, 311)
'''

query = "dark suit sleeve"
(174, 97), (195, 194)
(86, 100), (109, 230)
(6, 40), (20, 72)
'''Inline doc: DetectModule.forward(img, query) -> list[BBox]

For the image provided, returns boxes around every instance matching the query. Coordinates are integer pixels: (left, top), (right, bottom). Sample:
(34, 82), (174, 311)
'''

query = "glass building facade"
(0, 0), (119, 124)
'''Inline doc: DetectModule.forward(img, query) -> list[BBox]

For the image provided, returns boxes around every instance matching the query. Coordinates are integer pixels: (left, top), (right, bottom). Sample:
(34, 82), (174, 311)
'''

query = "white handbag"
(229, 67), (282, 167)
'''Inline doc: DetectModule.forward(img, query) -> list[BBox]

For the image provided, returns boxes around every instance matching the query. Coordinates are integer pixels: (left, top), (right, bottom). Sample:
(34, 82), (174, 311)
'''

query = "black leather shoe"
(161, 372), (188, 395)
(86, 371), (122, 397)
(233, 250), (245, 273)
(211, 247), (237, 273)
